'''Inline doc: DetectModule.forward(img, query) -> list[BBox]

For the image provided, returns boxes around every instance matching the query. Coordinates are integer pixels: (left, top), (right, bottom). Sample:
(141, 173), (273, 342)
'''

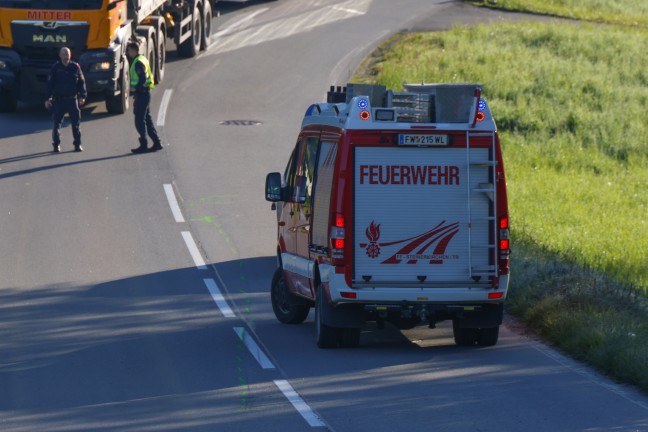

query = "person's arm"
(76, 63), (87, 105)
(135, 60), (146, 92)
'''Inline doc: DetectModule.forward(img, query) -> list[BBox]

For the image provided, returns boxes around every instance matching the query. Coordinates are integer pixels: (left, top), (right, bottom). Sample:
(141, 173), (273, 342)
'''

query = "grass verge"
(352, 22), (648, 392)
(466, 0), (648, 27)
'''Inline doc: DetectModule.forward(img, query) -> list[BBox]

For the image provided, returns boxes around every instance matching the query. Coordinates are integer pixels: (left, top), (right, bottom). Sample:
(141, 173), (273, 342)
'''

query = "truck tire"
(270, 268), (309, 324)
(452, 319), (478, 346)
(0, 90), (17, 112)
(337, 328), (360, 348)
(200, 0), (212, 50)
(315, 287), (338, 349)
(155, 30), (166, 84)
(178, 5), (202, 58)
(477, 326), (499, 346)
(105, 64), (130, 114)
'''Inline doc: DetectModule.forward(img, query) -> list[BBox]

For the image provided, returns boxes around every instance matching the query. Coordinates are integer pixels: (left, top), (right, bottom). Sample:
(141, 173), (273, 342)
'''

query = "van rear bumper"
(322, 266), (509, 305)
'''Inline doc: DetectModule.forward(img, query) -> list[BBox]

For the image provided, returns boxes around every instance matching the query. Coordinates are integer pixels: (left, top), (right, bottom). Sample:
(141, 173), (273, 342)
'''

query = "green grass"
(354, 23), (648, 291)
(467, 0), (648, 27)
(353, 21), (648, 391)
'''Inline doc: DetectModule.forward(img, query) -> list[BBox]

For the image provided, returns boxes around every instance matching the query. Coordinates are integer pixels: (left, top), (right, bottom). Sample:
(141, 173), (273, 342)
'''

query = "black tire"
(270, 268), (309, 324)
(315, 287), (338, 349)
(146, 41), (155, 82)
(0, 90), (18, 112)
(477, 326), (500, 346)
(154, 30), (166, 84)
(178, 5), (202, 58)
(105, 64), (129, 114)
(200, 1), (212, 51)
(337, 328), (360, 348)
(453, 319), (478, 346)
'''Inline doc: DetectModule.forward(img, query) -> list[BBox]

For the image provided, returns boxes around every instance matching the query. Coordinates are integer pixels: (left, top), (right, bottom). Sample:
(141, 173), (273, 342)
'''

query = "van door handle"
(278, 221), (286, 226)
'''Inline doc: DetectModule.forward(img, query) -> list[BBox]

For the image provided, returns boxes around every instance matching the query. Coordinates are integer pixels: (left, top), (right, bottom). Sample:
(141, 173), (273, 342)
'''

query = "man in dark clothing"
(45, 47), (87, 153)
(127, 41), (162, 154)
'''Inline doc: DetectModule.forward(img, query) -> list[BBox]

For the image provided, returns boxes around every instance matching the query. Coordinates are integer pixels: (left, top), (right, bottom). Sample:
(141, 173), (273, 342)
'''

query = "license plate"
(398, 134), (449, 146)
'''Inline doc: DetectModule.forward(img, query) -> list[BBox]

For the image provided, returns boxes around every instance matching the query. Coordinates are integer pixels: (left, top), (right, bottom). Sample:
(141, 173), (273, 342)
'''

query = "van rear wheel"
(337, 328), (360, 348)
(315, 288), (338, 349)
(452, 319), (478, 346)
(477, 326), (499, 346)
(270, 268), (309, 324)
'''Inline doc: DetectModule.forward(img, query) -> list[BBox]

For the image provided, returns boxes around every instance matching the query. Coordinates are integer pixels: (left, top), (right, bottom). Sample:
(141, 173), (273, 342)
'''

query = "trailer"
(0, 0), (215, 113)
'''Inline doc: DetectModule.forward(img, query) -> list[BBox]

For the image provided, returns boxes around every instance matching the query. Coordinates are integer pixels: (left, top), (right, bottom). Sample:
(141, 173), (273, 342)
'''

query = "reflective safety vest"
(130, 55), (154, 89)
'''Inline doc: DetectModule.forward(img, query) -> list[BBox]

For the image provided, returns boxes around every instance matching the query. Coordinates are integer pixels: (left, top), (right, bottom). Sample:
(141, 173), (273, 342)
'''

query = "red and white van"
(265, 83), (510, 348)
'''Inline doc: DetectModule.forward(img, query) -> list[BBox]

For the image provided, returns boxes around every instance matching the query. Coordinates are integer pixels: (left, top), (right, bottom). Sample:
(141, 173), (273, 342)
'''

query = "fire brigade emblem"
(365, 221), (381, 258)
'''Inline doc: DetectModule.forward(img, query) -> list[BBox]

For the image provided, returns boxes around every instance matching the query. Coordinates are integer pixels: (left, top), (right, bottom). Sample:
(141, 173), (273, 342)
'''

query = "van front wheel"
(270, 268), (309, 324)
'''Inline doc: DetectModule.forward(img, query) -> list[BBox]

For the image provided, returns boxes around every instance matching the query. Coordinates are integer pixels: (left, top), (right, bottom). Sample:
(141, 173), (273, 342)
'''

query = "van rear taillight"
(498, 214), (510, 274)
(330, 213), (345, 262)
(335, 213), (345, 228)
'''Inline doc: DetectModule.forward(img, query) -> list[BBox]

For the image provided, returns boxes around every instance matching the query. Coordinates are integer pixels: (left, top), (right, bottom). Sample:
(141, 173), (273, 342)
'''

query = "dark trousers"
(133, 91), (160, 145)
(52, 98), (81, 145)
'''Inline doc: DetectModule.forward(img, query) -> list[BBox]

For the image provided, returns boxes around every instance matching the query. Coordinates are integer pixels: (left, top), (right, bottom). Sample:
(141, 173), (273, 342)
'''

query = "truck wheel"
(270, 268), (309, 324)
(477, 326), (499, 346)
(146, 40), (155, 82)
(178, 5), (202, 58)
(337, 328), (360, 348)
(155, 30), (166, 84)
(105, 65), (130, 114)
(315, 288), (338, 349)
(0, 90), (17, 112)
(200, 1), (213, 50)
(452, 319), (478, 346)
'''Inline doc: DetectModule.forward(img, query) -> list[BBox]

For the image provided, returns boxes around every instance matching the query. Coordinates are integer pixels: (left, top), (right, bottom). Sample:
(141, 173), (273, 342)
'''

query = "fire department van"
(265, 83), (510, 348)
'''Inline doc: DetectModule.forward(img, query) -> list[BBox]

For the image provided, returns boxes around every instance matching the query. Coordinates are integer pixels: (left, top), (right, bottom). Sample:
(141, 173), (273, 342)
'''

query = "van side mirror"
(265, 172), (283, 202)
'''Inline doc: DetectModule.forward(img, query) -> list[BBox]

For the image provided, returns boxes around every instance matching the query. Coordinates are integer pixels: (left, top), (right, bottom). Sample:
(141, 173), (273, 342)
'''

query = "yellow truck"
(0, 0), (214, 113)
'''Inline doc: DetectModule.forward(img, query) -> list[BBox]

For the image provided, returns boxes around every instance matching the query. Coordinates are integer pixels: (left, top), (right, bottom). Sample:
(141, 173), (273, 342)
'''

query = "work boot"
(131, 138), (149, 154)
(74, 144), (83, 152)
(52, 144), (61, 153)
(149, 141), (163, 152)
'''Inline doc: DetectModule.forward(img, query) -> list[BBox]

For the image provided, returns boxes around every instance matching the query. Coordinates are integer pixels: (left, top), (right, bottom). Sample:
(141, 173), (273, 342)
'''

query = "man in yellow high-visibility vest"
(127, 41), (162, 153)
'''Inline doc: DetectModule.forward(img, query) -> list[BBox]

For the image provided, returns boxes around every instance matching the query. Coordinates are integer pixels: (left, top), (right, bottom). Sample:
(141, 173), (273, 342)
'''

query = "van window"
(311, 141), (338, 248)
(295, 137), (319, 211)
(283, 143), (299, 200)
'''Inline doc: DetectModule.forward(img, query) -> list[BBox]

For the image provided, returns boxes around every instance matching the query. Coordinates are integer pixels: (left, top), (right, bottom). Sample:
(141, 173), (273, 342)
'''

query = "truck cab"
(265, 83), (510, 348)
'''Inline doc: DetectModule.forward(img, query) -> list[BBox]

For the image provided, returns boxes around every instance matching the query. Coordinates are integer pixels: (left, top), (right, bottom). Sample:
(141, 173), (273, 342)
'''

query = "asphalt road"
(1, 0), (647, 431)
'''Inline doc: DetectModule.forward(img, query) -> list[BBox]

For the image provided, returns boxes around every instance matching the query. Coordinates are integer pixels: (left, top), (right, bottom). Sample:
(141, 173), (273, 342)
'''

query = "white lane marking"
(181, 231), (207, 270)
(233, 327), (275, 369)
(206, 0), (372, 56)
(208, 7), (270, 47)
(331, 5), (364, 15)
(157, 89), (173, 126)
(274, 380), (326, 427)
(203, 278), (236, 317)
(329, 29), (390, 83)
(163, 184), (185, 223)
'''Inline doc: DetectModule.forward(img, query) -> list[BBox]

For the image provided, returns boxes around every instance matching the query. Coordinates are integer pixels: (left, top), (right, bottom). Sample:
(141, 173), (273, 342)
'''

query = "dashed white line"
(274, 380), (326, 427)
(181, 231), (207, 270)
(163, 184), (185, 223)
(204, 278), (236, 318)
(157, 89), (173, 126)
(234, 327), (275, 369)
